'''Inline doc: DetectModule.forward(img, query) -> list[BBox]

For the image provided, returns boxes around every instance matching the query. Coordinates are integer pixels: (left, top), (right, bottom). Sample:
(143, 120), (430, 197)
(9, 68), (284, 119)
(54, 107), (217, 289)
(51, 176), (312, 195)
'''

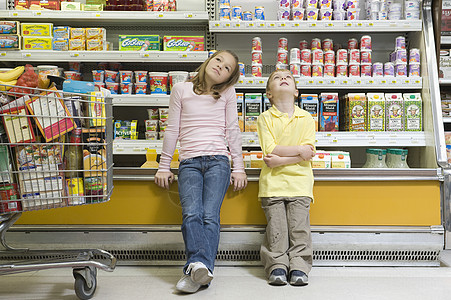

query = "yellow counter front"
(16, 180), (441, 227)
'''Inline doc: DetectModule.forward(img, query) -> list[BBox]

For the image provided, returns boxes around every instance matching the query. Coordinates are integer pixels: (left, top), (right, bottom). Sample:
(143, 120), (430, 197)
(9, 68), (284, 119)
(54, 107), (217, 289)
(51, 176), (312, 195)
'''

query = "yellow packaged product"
(21, 23), (53, 36)
(86, 39), (105, 51)
(70, 28), (86, 40)
(69, 39), (85, 51)
(22, 37), (53, 50)
(88, 91), (106, 127)
(85, 28), (106, 40)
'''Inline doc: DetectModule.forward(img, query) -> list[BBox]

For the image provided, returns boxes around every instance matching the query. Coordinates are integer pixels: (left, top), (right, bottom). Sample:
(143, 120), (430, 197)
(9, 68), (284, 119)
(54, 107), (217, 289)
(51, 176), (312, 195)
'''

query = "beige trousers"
(260, 196), (313, 276)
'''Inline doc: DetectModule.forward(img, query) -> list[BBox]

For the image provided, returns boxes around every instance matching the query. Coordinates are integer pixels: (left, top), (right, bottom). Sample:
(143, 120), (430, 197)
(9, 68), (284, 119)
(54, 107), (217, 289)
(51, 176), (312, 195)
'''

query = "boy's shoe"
(175, 274), (201, 293)
(289, 270), (309, 286)
(268, 268), (288, 286)
(187, 262), (214, 285)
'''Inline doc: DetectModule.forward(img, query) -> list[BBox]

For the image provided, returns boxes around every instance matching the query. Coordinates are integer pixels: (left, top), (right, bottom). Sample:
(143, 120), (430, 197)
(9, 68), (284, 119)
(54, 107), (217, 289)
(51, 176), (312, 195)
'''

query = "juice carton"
(263, 93), (272, 111)
(319, 93), (339, 131)
(300, 94), (319, 131)
(243, 152), (252, 168)
(250, 152), (264, 168)
(312, 151), (331, 168)
(345, 93), (367, 131)
(403, 93), (422, 131)
(244, 93), (262, 132)
(367, 93), (385, 131)
(236, 93), (244, 132)
(385, 93), (404, 131)
(330, 151), (351, 168)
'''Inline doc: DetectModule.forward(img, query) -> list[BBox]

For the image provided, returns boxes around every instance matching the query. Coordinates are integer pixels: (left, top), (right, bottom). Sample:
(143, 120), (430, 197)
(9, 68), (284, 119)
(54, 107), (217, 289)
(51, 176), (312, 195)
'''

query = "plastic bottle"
(386, 148), (409, 168)
(362, 148), (388, 168)
(65, 128), (85, 205)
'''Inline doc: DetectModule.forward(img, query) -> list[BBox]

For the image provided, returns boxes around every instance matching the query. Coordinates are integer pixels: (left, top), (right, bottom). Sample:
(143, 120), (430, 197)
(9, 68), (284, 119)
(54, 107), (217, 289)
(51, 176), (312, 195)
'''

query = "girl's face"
(205, 52), (236, 85)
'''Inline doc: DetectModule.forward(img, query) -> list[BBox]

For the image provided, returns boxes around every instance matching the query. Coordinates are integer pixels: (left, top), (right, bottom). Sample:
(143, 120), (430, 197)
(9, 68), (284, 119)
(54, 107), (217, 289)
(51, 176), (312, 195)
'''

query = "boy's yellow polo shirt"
(257, 105), (315, 199)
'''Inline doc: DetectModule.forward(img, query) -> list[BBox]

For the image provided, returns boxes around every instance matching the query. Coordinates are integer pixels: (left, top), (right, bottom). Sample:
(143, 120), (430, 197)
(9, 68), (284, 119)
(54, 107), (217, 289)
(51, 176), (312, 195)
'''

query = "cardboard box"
(163, 36), (205, 51)
(344, 93), (367, 131)
(119, 35), (160, 51)
(86, 39), (106, 51)
(367, 93), (385, 131)
(312, 151), (331, 168)
(0, 21), (20, 34)
(300, 94), (319, 131)
(21, 23), (53, 36)
(1, 104), (36, 144)
(86, 28), (106, 40)
(69, 38), (85, 51)
(244, 93), (262, 132)
(0, 35), (20, 50)
(319, 93), (339, 131)
(330, 151), (351, 168)
(82, 129), (107, 178)
(385, 93), (404, 131)
(0, 184), (21, 213)
(53, 26), (70, 39)
(22, 36), (53, 50)
(88, 91), (106, 127)
(21, 190), (64, 210)
(114, 120), (138, 140)
(70, 28), (86, 40)
(15, 144), (62, 181)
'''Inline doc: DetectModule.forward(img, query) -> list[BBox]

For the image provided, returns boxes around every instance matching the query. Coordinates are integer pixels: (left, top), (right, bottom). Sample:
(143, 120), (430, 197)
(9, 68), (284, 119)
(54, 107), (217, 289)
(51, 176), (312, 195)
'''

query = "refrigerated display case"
(0, 0), (448, 266)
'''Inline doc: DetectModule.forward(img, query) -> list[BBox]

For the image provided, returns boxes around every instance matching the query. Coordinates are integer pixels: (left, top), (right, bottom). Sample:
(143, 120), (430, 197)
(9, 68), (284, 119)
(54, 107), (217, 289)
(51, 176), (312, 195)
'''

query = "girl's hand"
(231, 172), (247, 192)
(263, 153), (282, 168)
(299, 145), (315, 161)
(155, 170), (174, 189)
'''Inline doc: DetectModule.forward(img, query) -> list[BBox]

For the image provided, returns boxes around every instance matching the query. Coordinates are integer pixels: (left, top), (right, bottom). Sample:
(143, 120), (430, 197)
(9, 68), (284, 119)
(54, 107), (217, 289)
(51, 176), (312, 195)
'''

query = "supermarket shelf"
(113, 167), (440, 182)
(112, 95), (170, 106)
(0, 50), (208, 62)
(114, 131), (428, 155)
(441, 35), (451, 44)
(0, 10), (209, 24)
(236, 77), (422, 89)
(242, 131), (427, 147)
(209, 20), (422, 32)
(439, 79), (451, 85)
(443, 117), (451, 123)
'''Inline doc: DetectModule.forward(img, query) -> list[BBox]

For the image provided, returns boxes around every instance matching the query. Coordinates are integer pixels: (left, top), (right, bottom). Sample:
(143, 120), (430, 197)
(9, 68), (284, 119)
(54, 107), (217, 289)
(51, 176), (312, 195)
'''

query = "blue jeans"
(178, 155), (231, 273)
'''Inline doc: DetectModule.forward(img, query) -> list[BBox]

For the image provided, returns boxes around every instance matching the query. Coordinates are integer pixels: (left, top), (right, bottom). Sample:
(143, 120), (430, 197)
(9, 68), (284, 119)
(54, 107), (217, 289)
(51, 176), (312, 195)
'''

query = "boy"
(257, 69), (315, 286)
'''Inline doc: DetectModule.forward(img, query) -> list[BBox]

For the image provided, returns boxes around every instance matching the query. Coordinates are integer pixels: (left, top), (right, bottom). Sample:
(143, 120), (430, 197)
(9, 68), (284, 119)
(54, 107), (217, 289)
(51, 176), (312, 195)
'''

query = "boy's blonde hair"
(266, 69), (297, 104)
(190, 50), (240, 100)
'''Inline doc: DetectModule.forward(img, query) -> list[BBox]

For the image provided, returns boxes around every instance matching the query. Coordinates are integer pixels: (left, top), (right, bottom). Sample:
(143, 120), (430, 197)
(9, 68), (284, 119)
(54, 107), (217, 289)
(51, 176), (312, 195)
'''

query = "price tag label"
(404, 79), (410, 84)
(357, 22), (363, 27)
(329, 80), (336, 84)
(246, 22), (254, 27)
(247, 80), (254, 84)
(332, 138), (338, 143)
(157, 13), (164, 18)
(326, 133), (332, 137)
(269, 23), (276, 27)
(141, 53), (150, 58)
(214, 23), (220, 27)
(308, 80), (314, 84)
(10, 12), (18, 17)
(309, 23), (317, 27)
(234, 23), (241, 27)
(326, 23), (334, 27)
(248, 139), (255, 144)
(391, 80), (397, 84)
(258, 80), (265, 84)
(278, 22), (286, 27)
(315, 139), (318, 143)
(390, 22), (397, 27)
(346, 23), (352, 27)
(342, 80), (348, 84)
(70, 52), (79, 57)
(95, 13), (101, 17)
(295, 80), (300, 85)
(178, 53), (188, 58)
(225, 23), (231, 27)
(293, 23), (300, 27)
(21, 52), (31, 58)
(238, 80), (244, 84)
(368, 22), (374, 27)
(381, 80), (387, 84)
(318, 80), (324, 84)
(415, 80), (421, 84)
(0, 52), (6, 57)
(368, 80), (374, 84)
(33, 11), (42, 16)
(356, 80), (361, 84)
(185, 13), (193, 18)
(258, 22), (265, 27)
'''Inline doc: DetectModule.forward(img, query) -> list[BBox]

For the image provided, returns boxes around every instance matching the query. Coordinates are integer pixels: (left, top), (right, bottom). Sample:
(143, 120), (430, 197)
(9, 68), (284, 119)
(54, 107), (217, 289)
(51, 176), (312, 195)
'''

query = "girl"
(155, 50), (248, 293)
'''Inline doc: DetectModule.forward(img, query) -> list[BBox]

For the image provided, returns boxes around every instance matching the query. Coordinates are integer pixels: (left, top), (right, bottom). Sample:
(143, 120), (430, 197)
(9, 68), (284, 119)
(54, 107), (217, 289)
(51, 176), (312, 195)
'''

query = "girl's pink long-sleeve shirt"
(158, 81), (245, 173)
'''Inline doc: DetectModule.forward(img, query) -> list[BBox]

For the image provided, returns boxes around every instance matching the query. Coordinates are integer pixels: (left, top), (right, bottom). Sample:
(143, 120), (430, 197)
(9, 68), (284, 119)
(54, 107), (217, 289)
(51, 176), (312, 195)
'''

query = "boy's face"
(266, 71), (298, 101)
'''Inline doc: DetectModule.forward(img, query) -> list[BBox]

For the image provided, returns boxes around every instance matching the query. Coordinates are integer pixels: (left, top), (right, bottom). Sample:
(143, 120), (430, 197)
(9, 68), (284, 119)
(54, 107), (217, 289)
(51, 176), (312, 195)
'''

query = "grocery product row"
(114, 107), (168, 140)
(248, 35), (421, 78)
(218, 0), (421, 21)
(14, 0), (177, 11)
(0, 21), (205, 51)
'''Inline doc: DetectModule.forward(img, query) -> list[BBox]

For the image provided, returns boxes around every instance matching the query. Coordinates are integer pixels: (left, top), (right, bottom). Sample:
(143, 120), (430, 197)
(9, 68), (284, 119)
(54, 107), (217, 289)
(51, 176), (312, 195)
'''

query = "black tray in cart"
(0, 85), (116, 300)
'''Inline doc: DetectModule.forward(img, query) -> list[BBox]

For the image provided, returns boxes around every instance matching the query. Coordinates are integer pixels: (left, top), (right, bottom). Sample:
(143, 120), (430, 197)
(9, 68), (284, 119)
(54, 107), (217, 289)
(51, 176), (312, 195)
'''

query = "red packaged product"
(361, 64), (372, 76)
(277, 50), (288, 64)
(324, 50), (335, 64)
(299, 40), (309, 50)
(324, 64), (335, 77)
(323, 39), (333, 51)
(336, 49), (348, 64)
(252, 51), (263, 64)
(312, 49), (324, 64)
(300, 64), (311, 77)
(29, 0), (60, 10)
(311, 38), (321, 50)
(278, 37), (288, 51)
(0, 184), (21, 213)
(361, 50), (372, 64)
(349, 49), (360, 64)
(15, 0), (29, 8)
(300, 49), (311, 64)
(348, 38), (358, 50)
(360, 35), (372, 50)
(290, 63), (301, 77)
(312, 64), (323, 77)
(336, 64), (348, 77)
(349, 64), (360, 77)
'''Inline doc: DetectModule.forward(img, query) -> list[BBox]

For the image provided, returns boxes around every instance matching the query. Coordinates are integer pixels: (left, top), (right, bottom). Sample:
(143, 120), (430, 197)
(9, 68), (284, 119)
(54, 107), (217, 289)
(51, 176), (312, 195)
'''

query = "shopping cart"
(0, 84), (116, 300)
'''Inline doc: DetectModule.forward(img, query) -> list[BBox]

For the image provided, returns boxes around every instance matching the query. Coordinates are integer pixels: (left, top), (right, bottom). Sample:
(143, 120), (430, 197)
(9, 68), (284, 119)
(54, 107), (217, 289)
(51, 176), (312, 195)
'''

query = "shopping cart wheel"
(73, 266), (97, 300)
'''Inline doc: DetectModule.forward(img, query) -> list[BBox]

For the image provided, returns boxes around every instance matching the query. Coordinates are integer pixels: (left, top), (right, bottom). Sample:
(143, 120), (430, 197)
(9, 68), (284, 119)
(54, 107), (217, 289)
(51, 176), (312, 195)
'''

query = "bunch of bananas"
(0, 66), (25, 91)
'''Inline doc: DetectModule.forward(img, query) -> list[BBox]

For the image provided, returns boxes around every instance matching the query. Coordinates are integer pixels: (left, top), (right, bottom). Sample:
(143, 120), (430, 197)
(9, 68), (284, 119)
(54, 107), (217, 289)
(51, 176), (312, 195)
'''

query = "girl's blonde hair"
(190, 50), (240, 100)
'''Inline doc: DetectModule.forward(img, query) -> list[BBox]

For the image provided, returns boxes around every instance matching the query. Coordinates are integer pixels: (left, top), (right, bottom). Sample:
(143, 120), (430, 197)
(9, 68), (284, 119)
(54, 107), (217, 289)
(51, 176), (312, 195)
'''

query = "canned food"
(252, 63), (262, 77)
(395, 36), (406, 50)
(290, 63), (301, 77)
(299, 40), (309, 50)
(349, 49), (360, 64)
(238, 62), (245, 77)
(395, 63), (407, 77)
(409, 63), (420, 77)
(252, 37), (262, 51)
(251, 51), (263, 64)
(289, 48), (300, 63)
(336, 64), (348, 77)
(324, 64), (335, 77)
(312, 49), (324, 64)
(360, 50), (371, 64)
(277, 50), (289, 64)
(361, 63), (372, 76)
(231, 6), (242, 20)
(360, 35), (372, 50)
(372, 62), (384, 77)
(384, 62), (395, 76)
(336, 49), (348, 64)
(312, 64), (323, 77)
(300, 49), (312, 64)
(219, 7), (231, 20)
(349, 64), (360, 77)
(409, 48), (420, 63)
(348, 38), (358, 50)
(255, 6), (265, 20)
(300, 64), (312, 77)
(278, 37), (288, 51)
(323, 38), (333, 51)
(243, 11), (253, 21)
(324, 50), (335, 64)
(311, 38), (321, 50)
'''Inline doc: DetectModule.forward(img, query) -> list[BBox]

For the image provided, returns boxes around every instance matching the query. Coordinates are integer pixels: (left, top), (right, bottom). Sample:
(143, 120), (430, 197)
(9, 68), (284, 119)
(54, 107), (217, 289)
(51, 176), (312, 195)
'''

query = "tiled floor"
(2, 260), (451, 300)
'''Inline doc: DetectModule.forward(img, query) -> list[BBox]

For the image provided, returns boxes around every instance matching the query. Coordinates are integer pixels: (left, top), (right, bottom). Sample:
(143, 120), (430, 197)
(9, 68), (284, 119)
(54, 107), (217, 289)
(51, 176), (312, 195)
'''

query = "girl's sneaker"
(289, 270), (308, 286)
(175, 274), (201, 293)
(187, 262), (213, 285)
(268, 268), (287, 285)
